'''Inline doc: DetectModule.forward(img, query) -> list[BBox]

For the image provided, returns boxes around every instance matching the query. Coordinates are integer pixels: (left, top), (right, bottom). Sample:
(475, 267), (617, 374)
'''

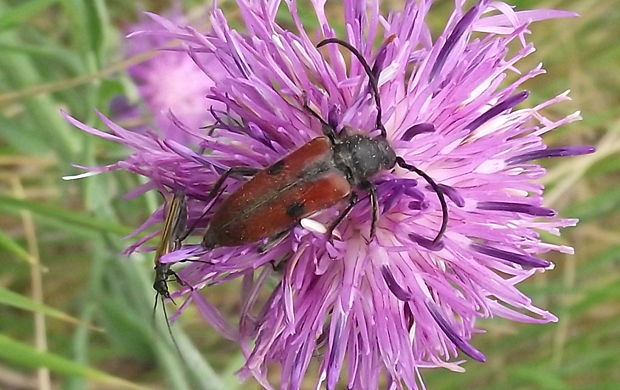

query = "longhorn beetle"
(198, 38), (448, 251)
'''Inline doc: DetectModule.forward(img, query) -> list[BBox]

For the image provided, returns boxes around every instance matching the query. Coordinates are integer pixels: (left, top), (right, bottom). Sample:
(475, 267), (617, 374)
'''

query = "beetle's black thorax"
(332, 134), (396, 185)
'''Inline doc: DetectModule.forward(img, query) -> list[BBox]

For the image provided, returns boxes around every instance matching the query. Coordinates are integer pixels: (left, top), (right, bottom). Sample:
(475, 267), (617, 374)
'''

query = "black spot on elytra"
(267, 160), (285, 175)
(286, 201), (305, 219)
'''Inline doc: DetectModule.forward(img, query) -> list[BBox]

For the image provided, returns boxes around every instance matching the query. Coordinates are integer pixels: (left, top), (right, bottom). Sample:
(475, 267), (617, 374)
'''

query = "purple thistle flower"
(123, 9), (224, 143)
(64, 1), (595, 389)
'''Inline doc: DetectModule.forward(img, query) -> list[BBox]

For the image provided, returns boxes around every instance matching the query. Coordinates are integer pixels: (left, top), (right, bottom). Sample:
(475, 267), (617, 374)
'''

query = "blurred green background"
(0, 0), (617, 389)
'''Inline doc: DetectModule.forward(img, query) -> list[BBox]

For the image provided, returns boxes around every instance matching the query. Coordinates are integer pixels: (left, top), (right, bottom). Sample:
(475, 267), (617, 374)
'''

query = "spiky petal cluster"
(65, 1), (594, 389)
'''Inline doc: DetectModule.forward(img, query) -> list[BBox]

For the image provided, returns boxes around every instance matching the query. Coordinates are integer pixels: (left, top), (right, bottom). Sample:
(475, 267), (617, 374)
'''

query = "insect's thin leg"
(207, 166), (259, 200)
(363, 181), (379, 240)
(395, 157), (448, 243)
(203, 106), (246, 135)
(257, 230), (289, 254)
(326, 192), (359, 240)
(177, 166), (256, 243)
(152, 293), (160, 321)
(269, 251), (293, 273)
(177, 184), (229, 242)
(201, 106), (223, 135)
(317, 38), (386, 138)
(301, 93), (338, 143)
(170, 270), (186, 289)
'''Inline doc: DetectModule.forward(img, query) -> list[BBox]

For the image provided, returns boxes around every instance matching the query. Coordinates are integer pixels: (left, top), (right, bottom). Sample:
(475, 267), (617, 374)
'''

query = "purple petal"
(191, 290), (239, 341)
(477, 201), (556, 217)
(371, 35), (396, 77)
(426, 303), (486, 362)
(507, 145), (595, 164)
(466, 91), (529, 131)
(475, 10), (579, 34)
(381, 185), (405, 213)
(328, 105), (341, 130)
(408, 200), (429, 210)
(471, 243), (551, 268)
(409, 232), (444, 251)
(430, 3), (480, 81)
(381, 266), (413, 301)
(438, 184), (465, 207)
(159, 245), (205, 264)
(402, 123), (435, 141)
(403, 185), (423, 200)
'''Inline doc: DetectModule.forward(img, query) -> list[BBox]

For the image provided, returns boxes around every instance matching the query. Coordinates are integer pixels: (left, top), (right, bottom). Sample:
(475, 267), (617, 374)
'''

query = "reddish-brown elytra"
(200, 38), (449, 251)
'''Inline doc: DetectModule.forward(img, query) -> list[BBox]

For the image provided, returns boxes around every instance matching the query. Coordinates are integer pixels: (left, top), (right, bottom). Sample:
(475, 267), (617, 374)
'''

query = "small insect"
(153, 189), (188, 303)
(152, 185), (227, 299)
(199, 38), (448, 252)
(151, 189), (188, 353)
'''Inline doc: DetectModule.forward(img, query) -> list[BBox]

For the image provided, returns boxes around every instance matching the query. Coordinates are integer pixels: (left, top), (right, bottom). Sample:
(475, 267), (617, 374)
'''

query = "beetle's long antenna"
(317, 38), (386, 138)
(161, 294), (184, 357)
(395, 157), (448, 244)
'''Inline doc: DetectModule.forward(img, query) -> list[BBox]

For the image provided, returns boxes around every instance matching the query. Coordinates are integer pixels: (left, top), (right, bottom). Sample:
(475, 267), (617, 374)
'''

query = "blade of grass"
(0, 229), (33, 263)
(0, 193), (133, 236)
(10, 175), (54, 390)
(0, 41), (82, 73)
(0, 334), (148, 390)
(83, 0), (109, 63)
(0, 33), (79, 160)
(0, 50), (157, 106)
(0, 286), (101, 331)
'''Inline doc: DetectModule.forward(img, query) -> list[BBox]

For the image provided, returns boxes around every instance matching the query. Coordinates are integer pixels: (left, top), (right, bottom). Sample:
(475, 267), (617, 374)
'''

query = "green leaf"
(0, 193), (133, 236)
(0, 0), (58, 31)
(0, 34), (81, 160)
(0, 286), (100, 330)
(0, 229), (32, 263)
(0, 109), (50, 155)
(83, 0), (109, 61)
(0, 41), (82, 73)
(0, 334), (147, 390)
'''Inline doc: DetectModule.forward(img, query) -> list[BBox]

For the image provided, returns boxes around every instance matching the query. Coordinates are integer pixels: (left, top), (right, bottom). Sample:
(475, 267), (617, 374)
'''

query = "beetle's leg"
(362, 181), (379, 240)
(269, 251), (293, 272)
(207, 166), (259, 200)
(326, 192), (359, 240)
(257, 230), (289, 254)
(178, 183), (229, 242)
(176, 166), (257, 242)
(395, 157), (448, 244)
